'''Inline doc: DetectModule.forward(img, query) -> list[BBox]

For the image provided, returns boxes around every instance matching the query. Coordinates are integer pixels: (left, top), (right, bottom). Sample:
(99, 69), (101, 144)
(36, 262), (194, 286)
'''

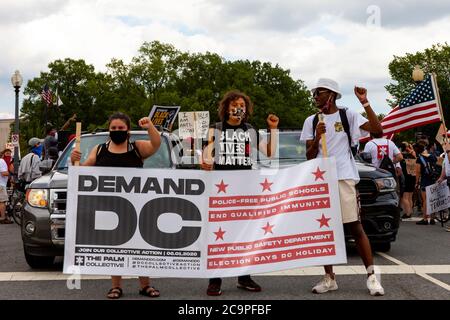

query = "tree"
(386, 43), (450, 142)
(19, 41), (315, 155)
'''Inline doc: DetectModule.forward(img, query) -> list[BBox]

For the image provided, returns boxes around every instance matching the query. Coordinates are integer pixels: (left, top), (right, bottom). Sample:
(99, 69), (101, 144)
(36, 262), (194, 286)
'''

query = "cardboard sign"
(426, 181), (450, 214)
(149, 105), (181, 130)
(178, 111), (210, 139)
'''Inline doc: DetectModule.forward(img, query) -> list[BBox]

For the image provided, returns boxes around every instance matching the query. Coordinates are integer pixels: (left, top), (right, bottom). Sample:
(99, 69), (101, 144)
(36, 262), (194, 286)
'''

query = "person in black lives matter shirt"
(70, 112), (162, 299)
(201, 90), (279, 296)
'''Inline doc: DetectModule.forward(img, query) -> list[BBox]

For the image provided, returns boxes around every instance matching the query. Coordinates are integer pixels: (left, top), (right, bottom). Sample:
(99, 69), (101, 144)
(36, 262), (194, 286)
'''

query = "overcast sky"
(1, 0), (449, 121)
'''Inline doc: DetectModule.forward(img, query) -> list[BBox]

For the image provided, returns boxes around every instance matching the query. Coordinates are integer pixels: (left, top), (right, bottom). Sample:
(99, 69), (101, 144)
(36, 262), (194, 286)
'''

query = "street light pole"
(11, 70), (23, 183)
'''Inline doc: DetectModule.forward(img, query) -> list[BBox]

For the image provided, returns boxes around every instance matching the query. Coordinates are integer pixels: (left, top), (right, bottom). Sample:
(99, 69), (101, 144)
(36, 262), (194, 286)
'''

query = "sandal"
(107, 287), (123, 299)
(139, 285), (160, 298)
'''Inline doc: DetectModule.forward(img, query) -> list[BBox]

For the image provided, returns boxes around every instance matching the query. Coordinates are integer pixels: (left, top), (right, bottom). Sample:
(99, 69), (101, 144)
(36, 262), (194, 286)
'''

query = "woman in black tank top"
(71, 112), (161, 299)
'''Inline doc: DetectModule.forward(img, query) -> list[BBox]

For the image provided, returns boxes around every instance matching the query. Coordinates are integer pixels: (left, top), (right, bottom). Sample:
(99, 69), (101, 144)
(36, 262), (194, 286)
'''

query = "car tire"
(372, 242), (391, 252)
(24, 246), (55, 269)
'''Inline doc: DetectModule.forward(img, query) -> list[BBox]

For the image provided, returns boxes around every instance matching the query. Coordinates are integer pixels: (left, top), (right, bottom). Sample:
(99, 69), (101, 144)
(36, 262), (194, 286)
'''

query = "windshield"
(259, 131), (307, 163)
(55, 134), (172, 169)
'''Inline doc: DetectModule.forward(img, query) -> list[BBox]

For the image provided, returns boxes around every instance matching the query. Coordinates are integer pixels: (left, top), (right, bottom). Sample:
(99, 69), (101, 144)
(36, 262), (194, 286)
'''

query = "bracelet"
(362, 101), (370, 108)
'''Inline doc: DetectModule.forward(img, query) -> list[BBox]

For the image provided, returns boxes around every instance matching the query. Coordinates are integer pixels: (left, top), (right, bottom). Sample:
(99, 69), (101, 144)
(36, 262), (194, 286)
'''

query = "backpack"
(419, 154), (441, 183)
(312, 108), (357, 156)
(370, 140), (397, 177)
(379, 153), (397, 178)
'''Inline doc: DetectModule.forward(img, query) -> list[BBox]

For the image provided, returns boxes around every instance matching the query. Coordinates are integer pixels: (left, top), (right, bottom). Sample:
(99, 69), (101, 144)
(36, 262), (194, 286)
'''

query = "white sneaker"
(367, 274), (384, 296)
(312, 274), (338, 294)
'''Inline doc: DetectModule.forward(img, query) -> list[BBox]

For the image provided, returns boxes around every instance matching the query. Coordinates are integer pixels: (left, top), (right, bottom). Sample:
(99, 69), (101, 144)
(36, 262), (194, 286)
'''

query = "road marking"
(401, 217), (425, 222)
(417, 273), (450, 291)
(261, 264), (450, 276)
(376, 252), (408, 265)
(1, 265), (449, 282)
(376, 252), (450, 292)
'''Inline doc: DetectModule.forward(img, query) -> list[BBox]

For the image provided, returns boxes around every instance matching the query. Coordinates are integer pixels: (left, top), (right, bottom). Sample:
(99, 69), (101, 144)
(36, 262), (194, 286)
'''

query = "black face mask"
(109, 130), (128, 144)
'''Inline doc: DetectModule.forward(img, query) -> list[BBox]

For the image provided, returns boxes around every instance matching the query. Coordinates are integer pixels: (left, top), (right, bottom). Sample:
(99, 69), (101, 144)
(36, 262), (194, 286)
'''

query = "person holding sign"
(201, 90), (279, 296)
(414, 142), (439, 225)
(300, 78), (385, 296)
(437, 145), (450, 232)
(70, 112), (161, 299)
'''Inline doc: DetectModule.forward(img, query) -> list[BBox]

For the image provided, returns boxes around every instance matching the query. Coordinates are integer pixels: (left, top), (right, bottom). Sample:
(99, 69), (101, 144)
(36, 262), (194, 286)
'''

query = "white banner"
(426, 181), (450, 214)
(64, 158), (347, 278)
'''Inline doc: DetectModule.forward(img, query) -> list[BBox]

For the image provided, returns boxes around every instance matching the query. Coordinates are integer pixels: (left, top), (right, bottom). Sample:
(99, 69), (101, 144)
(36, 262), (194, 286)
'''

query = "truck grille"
(356, 178), (378, 201)
(50, 190), (67, 214)
(50, 189), (67, 245)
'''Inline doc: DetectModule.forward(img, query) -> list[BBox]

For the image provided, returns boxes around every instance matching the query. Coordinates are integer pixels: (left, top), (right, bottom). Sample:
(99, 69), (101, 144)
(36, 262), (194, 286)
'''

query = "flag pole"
(318, 113), (328, 157)
(74, 122), (82, 166)
(431, 73), (448, 144)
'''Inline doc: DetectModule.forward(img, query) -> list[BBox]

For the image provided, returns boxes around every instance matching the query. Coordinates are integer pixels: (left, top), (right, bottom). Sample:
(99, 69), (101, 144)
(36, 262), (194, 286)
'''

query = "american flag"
(41, 84), (52, 106)
(380, 74), (441, 136)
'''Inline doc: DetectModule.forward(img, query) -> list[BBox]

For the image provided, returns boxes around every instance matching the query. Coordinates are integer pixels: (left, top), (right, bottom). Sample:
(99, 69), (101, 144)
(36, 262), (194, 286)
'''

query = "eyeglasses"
(313, 89), (330, 97)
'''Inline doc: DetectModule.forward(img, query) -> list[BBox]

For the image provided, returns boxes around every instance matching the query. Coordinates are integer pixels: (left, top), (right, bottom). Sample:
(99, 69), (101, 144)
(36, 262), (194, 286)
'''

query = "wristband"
(362, 101), (370, 108)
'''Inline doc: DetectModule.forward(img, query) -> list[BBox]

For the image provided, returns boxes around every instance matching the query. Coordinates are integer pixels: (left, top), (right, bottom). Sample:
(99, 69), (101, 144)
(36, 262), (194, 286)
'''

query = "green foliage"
(19, 41), (314, 155)
(386, 43), (450, 143)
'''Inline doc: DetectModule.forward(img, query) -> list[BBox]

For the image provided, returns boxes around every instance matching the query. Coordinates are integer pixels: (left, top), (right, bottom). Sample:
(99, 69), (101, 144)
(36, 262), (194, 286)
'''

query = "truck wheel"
(373, 242), (391, 252)
(24, 247), (55, 269)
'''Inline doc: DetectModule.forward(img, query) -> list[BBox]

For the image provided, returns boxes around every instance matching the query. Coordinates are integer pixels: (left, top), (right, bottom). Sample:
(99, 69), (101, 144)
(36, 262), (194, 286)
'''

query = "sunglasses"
(313, 89), (331, 97)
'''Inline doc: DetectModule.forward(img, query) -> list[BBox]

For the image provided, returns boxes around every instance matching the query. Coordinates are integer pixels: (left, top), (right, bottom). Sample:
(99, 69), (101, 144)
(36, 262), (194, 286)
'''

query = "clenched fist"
(138, 117), (153, 130)
(354, 86), (368, 104)
(266, 114), (279, 129)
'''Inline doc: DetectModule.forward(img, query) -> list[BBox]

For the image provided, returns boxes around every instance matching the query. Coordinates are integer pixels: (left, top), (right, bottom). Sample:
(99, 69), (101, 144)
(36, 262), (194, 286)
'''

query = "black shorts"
(404, 176), (415, 193)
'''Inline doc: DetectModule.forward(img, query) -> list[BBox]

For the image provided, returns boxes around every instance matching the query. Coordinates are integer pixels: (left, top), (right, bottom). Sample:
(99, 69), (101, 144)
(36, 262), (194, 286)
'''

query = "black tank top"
(95, 141), (143, 168)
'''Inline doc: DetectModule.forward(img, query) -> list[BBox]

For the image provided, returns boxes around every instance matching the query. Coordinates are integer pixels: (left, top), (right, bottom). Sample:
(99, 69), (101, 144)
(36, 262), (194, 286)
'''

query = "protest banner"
(64, 158), (347, 278)
(426, 180), (450, 214)
(178, 111), (210, 139)
(149, 105), (180, 130)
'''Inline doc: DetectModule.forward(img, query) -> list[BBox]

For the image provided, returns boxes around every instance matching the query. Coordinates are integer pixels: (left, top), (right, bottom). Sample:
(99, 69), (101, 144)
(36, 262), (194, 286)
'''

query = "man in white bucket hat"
(300, 78), (385, 296)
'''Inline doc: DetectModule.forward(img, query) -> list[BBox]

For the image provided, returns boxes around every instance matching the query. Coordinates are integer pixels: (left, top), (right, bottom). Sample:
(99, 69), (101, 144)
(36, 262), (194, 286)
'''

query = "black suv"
(258, 130), (400, 252)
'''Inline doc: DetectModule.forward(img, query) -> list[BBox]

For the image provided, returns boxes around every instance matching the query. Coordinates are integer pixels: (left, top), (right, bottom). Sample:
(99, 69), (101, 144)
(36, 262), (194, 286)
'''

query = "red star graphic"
(316, 214), (331, 228)
(215, 180), (228, 193)
(262, 222), (275, 235)
(312, 167), (326, 181)
(260, 178), (273, 192)
(214, 227), (226, 241)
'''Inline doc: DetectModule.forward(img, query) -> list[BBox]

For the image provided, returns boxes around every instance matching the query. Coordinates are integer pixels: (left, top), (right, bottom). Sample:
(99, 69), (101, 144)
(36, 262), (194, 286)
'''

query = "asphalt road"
(0, 218), (449, 301)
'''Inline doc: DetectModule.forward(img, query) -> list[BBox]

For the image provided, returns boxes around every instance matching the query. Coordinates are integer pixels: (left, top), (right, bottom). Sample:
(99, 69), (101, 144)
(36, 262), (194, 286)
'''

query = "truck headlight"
(375, 178), (397, 192)
(27, 189), (49, 208)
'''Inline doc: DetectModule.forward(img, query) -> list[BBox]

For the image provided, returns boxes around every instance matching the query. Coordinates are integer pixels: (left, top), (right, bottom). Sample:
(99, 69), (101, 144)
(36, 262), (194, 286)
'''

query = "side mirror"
(39, 159), (54, 174)
(360, 152), (372, 163)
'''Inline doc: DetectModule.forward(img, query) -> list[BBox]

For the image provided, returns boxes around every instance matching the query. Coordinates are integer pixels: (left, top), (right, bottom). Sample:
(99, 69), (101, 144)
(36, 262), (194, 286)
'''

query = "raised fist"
(266, 114), (279, 129)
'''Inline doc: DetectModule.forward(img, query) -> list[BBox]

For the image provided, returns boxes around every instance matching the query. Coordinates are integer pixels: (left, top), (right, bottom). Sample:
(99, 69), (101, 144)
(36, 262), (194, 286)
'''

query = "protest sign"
(149, 105), (180, 130)
(178, 111), (210, 139)
(64, 158), (347, 278)
(426, 180), (450, 214)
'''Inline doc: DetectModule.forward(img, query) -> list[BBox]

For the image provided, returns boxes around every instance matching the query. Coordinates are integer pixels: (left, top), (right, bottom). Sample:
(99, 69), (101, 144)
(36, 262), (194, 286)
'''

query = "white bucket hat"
(311, 78), (342, 100)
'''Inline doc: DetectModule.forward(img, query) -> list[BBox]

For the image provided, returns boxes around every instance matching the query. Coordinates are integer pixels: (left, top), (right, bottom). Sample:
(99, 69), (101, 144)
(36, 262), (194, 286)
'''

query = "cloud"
(0, 0), (69, 25)
(205, 0), (450, 31)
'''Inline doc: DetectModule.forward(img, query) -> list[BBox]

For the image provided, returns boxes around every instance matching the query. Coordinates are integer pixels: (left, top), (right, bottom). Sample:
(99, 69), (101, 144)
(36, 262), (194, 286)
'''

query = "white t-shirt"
(363, 138), (401, 168)
(300, 108), (368, 182)
(0, 159), (9, 187)
(443, 153), (450, 178)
